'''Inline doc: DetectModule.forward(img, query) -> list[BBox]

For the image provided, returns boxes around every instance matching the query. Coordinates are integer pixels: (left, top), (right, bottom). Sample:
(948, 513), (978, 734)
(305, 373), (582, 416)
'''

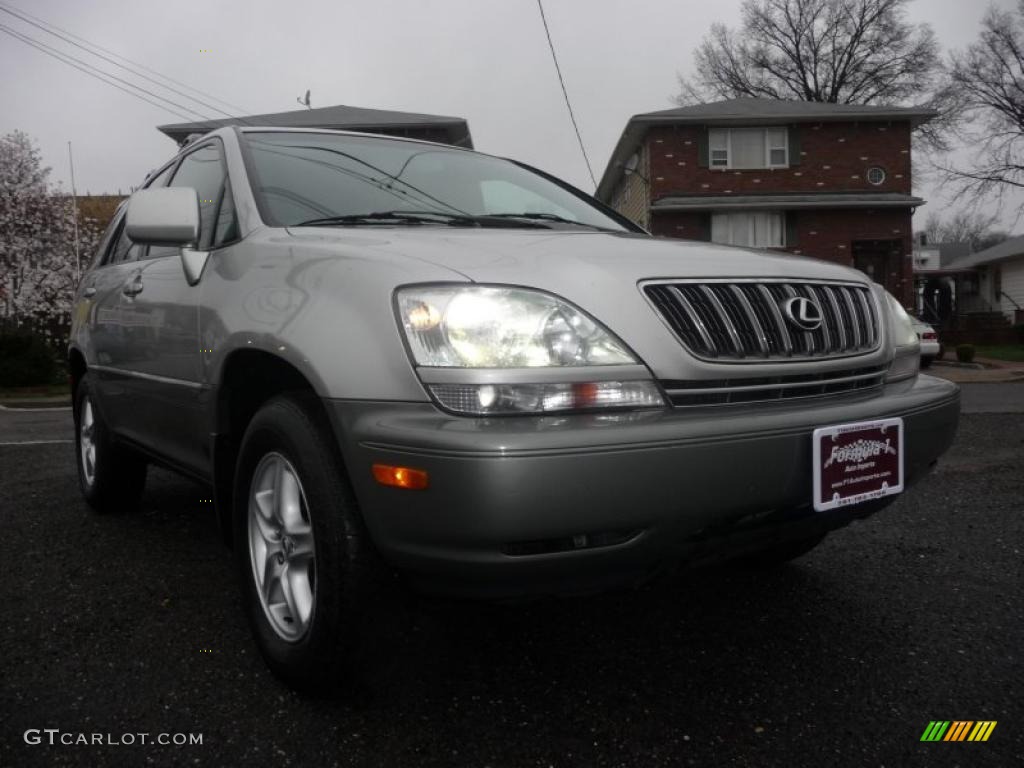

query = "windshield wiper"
(485, 212), (615, 231)
(292, 210), (549, 229)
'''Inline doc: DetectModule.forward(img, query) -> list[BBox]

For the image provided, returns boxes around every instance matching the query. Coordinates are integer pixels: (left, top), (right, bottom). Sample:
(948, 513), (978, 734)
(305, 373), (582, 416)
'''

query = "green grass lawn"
(974, 345), (1024, 362)
(0, 382), (71, 400)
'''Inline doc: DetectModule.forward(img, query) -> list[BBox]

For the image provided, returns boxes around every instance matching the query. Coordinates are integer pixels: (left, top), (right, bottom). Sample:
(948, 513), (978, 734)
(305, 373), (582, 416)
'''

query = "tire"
(740, 533), (827, 568)
(233, 393), (377, 694)
(920, 356), (933, 369)
(74, 373), (147, 513)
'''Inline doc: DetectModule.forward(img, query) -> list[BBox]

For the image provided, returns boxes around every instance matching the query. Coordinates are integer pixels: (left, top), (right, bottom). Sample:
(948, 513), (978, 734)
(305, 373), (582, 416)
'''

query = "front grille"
(644, 280), (880, 361)
(662, 364), (888, 407)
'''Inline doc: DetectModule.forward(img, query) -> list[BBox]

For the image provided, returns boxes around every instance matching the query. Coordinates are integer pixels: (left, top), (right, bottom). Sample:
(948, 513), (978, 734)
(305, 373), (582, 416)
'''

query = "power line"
(0, 0), (250, 116)
(0, 23), (199, 122)
(0, 22), (216, 123)
(535, 0), (597, 189)
(0, 3), (243, 121)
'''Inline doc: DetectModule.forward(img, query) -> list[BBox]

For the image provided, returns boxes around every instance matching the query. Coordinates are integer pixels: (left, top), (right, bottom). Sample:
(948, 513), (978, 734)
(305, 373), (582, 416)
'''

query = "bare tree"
(938, 1), (1024, 220)
(919, 209), (1006, 250)
(675, 0), (950, 148)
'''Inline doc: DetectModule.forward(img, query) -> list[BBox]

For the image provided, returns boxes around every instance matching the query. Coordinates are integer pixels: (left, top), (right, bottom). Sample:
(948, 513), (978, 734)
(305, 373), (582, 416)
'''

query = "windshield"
(242, 131), (631, 232)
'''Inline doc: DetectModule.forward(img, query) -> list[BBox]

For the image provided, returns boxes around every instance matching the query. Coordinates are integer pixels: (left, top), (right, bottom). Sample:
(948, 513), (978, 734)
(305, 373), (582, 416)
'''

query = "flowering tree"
(0, 130), (100, 337)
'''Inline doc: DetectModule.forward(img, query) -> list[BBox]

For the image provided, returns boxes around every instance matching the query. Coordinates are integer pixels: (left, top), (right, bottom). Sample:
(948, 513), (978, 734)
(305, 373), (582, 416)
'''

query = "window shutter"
(697, 126), (709, 168)
(788, 126), (801, 166)
(785, 211), (798, 246)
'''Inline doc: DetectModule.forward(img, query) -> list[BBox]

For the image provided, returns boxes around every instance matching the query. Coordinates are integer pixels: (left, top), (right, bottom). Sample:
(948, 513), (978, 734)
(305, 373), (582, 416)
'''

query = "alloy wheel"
(247, 452), (316, 641)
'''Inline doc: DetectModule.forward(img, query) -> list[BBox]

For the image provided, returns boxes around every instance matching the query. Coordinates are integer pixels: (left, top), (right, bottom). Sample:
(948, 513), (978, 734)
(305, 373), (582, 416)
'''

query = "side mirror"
(126, 187), (199, 246)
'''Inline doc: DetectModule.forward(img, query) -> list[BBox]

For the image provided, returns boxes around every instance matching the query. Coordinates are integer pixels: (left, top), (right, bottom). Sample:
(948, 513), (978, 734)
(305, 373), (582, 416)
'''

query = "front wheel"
(233, 394), (376, 693)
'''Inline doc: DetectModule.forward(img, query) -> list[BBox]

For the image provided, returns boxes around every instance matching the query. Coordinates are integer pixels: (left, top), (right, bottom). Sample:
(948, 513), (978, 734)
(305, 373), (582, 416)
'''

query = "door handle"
(122, 275), (144, 297)
(82, 286), (97, 298)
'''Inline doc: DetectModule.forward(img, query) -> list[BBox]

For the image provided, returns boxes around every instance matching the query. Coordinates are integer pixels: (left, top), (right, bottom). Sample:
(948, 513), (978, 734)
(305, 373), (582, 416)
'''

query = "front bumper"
(327, 375), (960, 597)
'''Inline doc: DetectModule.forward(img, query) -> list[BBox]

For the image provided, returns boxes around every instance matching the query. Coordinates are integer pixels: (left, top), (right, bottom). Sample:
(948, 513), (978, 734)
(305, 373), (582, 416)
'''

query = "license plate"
(812, 418), (904, 512)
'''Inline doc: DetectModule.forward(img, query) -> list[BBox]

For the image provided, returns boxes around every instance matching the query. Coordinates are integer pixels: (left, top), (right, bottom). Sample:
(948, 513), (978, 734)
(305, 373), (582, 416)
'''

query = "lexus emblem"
(781, 296), (823, 331)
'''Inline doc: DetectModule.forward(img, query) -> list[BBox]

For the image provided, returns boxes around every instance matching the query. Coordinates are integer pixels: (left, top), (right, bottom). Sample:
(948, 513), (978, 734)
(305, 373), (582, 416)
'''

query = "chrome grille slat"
(856, 288), (876, 344)
(756, 284), (793, 355)
(645, 280), (880, 362)
(730, 285), (769, 356)
(700, 285), (745, 355)
(667, 286), (718, 355)
(840, 286), (863, 348)
(821, 286), (848, 351)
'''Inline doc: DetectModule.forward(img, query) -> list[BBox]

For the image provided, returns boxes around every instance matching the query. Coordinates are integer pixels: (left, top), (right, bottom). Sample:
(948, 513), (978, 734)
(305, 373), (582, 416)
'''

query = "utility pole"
(68, 142), (81, 284)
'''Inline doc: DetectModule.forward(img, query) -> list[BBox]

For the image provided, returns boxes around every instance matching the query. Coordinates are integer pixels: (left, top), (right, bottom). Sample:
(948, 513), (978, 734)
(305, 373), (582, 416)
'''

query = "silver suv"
(70, 127), (960, 691)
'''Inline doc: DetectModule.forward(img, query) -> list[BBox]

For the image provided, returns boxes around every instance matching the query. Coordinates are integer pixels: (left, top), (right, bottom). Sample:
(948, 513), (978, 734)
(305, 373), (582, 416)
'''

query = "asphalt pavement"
(0, 383), (1021, 767)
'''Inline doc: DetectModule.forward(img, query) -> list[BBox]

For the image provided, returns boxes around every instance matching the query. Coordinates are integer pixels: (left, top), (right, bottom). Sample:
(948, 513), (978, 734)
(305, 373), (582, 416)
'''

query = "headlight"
(396, 285), (665, 414)
(884, 291), (920, 383)
(397, 286), (637, 367)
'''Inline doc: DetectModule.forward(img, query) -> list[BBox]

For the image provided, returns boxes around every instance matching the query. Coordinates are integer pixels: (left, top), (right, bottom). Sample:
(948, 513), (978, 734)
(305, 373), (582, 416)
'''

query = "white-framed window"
(708, 127), (789, 169)
(711, 211), (785, 248)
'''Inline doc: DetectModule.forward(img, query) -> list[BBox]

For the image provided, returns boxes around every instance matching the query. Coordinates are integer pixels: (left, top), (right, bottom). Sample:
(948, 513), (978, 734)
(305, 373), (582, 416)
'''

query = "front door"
(852, 239), (903, 298)
(122, 139), (239, 476)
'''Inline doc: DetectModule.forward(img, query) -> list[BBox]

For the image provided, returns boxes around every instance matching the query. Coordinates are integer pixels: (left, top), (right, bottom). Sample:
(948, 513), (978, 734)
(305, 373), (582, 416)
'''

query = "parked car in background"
(69, 127), (960, 692)
(911, 317), (941, 368)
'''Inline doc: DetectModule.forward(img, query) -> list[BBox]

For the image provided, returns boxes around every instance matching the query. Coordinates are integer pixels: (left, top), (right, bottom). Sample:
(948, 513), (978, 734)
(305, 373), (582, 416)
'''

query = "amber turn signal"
(372, 463), (429, 490)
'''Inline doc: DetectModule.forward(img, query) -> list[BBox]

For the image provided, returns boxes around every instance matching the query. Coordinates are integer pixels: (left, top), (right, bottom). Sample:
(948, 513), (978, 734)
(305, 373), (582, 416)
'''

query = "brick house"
(597, 98), (936, 305)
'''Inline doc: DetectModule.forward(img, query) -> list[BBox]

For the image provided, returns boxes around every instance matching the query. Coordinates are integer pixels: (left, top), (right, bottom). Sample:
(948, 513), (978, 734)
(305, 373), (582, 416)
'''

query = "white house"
(944, 236), (1024, 323)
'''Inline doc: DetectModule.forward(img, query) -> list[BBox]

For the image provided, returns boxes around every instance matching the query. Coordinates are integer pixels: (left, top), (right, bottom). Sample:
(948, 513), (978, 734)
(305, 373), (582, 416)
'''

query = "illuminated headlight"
(397, 286), (637, 368)
(396, 286), (665, 414)
(430, 381), (665, 415)
(884, 292), (921, 383)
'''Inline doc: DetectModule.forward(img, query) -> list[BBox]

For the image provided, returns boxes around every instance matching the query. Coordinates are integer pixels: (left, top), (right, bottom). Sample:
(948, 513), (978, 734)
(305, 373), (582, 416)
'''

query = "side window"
(107, 220), (143, 265)
(144, 162), (176, 189)
(92, 208), (125, 268)
(212, 180), (239, 247)
(169, 143), (230, 250)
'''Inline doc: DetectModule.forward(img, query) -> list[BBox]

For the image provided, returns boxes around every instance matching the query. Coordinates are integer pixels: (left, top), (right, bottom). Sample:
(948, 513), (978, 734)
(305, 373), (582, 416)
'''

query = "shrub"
(956, 344), (976, 364)
(0, 332), (58, 387)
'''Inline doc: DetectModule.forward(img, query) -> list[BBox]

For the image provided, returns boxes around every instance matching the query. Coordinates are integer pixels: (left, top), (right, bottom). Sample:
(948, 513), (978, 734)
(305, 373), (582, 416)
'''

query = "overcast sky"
(1, 0), (1019, 229)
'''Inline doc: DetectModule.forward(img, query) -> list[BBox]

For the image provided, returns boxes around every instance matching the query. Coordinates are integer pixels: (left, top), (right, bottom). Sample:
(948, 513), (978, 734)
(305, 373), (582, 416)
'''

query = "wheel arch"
(212, 348), (344, 547)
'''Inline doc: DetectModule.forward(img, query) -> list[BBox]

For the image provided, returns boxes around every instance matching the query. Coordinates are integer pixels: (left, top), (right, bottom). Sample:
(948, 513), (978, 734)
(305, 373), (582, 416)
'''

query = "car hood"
(284, 226), (887, 380)
(285, 226), (870, 287)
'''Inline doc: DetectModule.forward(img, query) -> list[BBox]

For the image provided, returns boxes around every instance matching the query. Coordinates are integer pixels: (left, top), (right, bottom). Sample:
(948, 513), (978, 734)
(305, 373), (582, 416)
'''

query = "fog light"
(372, 464), (429, 490)
(429, 380), (665, 415)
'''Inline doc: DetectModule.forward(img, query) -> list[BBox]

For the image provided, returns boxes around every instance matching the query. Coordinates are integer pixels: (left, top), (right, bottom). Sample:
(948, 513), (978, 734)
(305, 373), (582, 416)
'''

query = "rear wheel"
(920, 356), (934, 369)
(233, 393), (377, 693)
(75, 374), (147, 513)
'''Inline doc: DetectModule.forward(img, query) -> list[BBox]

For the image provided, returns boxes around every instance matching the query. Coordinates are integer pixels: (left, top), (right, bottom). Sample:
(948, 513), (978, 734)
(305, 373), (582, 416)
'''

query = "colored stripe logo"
(920, 721), (997, 742)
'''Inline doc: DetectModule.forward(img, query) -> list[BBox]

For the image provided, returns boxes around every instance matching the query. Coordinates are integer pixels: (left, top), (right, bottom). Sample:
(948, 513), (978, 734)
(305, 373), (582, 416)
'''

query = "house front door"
(852, 239), (904, 300)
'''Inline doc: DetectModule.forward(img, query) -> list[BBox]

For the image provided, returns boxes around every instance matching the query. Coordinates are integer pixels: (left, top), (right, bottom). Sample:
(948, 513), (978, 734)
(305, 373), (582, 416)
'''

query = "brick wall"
(609, 143), (649, 228)
(651, 207), (916, 305)
(645, 120), (913, 197)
